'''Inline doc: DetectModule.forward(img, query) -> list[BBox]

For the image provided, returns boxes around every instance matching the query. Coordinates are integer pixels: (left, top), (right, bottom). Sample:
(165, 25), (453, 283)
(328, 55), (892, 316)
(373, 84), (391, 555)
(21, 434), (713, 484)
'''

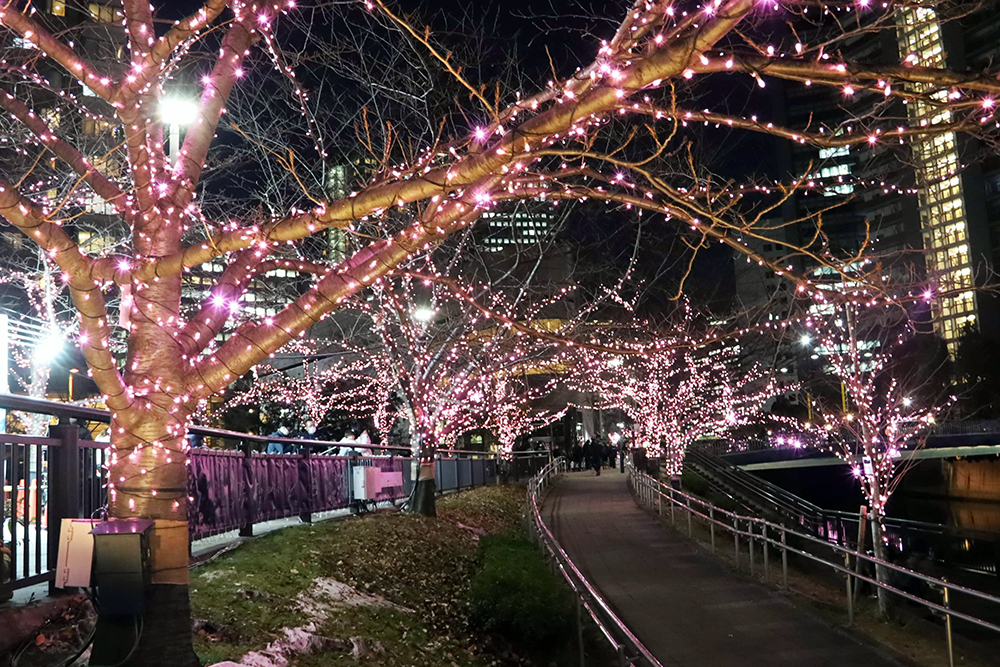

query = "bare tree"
(571, 306), (787, 476)
(800, 293), (951, 616)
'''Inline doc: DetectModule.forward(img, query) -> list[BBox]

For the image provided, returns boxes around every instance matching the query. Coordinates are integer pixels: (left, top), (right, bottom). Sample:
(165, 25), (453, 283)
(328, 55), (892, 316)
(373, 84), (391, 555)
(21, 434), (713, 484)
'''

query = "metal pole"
(763, 523), (769, 584)
(943, 579), (954, 667)
(781, 528), (788, 590)
(170, 123), (181, 168)
(670, 488), (676, 525)
(845, 552), (854, 626)
(577, 597), (585, 667)
(686, 496), (692, 537)
(617, 645), (626, 667)
(710, 507), (716, 554)
(734, 517), (740, 568)
(749, 521), (755, 578)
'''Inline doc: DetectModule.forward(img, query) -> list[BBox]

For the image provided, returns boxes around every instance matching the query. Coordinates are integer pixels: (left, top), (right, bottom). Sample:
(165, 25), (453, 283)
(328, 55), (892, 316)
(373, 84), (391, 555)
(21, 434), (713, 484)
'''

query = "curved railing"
(527, 459), (663, 667)
(629, 464), (1000, 663)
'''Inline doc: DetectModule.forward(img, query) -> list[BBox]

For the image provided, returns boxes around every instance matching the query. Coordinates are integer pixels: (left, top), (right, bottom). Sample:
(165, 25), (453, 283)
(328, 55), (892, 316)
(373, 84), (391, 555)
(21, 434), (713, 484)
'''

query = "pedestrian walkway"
(542, 471), (903, 667)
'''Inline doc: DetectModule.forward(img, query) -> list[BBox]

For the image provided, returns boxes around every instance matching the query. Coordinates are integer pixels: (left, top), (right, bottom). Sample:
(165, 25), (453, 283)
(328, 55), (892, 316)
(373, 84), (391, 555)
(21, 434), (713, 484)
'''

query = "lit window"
(50, 0), (66, 16)
(89, 3), (123, 23)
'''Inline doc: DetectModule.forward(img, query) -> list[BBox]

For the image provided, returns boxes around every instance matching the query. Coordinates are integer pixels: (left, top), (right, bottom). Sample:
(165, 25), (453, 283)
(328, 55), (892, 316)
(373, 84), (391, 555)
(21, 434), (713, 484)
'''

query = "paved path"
(543, 471), (902, 667)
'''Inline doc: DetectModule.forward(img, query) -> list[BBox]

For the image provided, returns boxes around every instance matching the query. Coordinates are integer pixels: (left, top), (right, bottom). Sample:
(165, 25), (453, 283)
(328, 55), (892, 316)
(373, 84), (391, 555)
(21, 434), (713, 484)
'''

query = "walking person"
(572, 442), (584, 471)
(585, 439), (601, 476)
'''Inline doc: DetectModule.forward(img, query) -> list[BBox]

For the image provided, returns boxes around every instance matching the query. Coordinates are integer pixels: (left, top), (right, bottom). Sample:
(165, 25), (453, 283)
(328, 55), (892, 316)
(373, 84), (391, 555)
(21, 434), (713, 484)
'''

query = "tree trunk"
(89, 585), (200, 667)
(410, 460), (436, 517)
(869, 511), (891, 618)
(89, 404), (200, 666)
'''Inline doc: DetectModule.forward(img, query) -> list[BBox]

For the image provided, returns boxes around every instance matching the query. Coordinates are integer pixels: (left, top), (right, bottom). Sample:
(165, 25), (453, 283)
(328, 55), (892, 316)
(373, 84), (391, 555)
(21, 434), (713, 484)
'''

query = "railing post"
(749, 520), (755, 578)
(669, 487), (675, 525)
(781, 528), (788, 590)
(734, 517), (740, 568)
(298, 444), (312, 524)
(617, 645), (626, 667)
(710, 507), (716, 554)
(686, 496), (692, 537)
(763, 523), (769, 584)
(48, 421), (80, 594)
(240, 440), (254, 537)
(577, 597), (586, 667)
(657, 483), (662, 517)
(844, 552), (854, 626)
(943, 578), (955, 667)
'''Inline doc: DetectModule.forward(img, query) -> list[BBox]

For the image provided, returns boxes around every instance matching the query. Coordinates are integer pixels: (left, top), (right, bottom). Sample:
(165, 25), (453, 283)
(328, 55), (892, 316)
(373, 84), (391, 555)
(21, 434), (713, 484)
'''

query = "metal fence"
(629, 465), (1000, 664)
(1, 393), (543, 599)
(685, 448), (1000, 578)
(528, 459), (663, 667)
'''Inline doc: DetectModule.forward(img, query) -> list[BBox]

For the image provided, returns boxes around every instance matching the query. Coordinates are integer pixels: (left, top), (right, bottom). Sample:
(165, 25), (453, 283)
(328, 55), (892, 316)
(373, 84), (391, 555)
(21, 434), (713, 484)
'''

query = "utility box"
(352, 464), (373, 500)
(351, 462), (403, 502)
(90, 519), (155, 616)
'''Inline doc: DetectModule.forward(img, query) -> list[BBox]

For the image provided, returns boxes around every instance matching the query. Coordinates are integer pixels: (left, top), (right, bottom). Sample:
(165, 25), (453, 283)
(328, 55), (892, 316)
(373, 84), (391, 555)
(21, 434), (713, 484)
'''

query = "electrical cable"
(11, 589), (98, 667)
(100, 615), (142, 667)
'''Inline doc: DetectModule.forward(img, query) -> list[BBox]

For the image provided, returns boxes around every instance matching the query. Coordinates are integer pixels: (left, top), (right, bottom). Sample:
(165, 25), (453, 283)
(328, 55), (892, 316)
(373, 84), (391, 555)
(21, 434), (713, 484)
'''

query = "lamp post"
(159, 97), (198, 168)
(69, 368), (79, 402)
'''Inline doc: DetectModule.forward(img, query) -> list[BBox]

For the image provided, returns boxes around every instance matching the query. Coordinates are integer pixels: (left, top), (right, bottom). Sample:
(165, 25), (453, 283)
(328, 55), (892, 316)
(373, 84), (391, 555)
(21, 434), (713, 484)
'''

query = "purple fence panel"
(188, 449), (244, 540)
(310, 456), (350, 512)
(251, 453), (304, 522)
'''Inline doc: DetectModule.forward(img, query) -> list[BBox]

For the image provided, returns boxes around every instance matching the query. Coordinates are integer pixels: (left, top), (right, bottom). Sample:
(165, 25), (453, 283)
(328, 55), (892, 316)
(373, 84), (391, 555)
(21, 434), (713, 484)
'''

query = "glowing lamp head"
(34, 329), (65, 364)
(159, 97), (199, 126)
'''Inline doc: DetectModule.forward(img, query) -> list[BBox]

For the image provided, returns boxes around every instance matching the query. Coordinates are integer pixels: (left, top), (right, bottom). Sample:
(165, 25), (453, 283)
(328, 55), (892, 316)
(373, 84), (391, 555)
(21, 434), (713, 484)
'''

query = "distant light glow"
(413, 307), (435, 323)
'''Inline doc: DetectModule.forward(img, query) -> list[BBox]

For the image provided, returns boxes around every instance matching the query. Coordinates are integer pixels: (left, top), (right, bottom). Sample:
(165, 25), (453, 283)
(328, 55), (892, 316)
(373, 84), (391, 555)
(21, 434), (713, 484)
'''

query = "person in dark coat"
(585, 439), (601, 476)
(572, 443), (584, 471)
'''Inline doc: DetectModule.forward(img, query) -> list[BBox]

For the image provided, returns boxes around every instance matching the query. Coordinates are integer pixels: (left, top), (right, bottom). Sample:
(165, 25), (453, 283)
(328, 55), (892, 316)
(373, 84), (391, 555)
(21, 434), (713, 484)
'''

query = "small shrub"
(468, 533), (576, 657)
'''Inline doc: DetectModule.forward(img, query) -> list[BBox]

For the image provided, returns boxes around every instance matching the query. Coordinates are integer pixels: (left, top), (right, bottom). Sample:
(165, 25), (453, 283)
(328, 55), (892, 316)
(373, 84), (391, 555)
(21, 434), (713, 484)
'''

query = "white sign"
(55, 519), (96, 588)
(862, 456), (874, 478)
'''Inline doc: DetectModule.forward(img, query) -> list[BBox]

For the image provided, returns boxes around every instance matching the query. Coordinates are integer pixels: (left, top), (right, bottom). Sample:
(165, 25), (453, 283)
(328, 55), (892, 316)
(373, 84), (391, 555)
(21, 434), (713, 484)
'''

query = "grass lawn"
(189, 485), (547, 666)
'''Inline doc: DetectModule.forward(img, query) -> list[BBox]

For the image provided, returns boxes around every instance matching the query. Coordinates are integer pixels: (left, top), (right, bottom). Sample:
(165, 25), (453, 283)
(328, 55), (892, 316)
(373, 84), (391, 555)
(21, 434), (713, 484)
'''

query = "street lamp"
(412, 306), (435, 323)
(33, 329), (64, 364)
(159, 97), (199, 168)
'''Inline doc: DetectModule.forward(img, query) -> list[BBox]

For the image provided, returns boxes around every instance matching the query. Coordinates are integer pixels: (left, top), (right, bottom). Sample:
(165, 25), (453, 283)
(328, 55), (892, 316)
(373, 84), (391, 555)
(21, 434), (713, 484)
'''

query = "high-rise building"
(895, 8), (978, 350)
(770, 4), (1000, 355)
(479, 201), (556, 252)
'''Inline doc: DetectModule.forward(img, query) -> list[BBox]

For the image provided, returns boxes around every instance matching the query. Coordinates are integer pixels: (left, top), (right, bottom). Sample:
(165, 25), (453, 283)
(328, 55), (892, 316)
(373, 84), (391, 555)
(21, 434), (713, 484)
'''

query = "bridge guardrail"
(686, 448), (1000, 577)
(528, 459), (663, 667)
(629, 464), (1000, 664)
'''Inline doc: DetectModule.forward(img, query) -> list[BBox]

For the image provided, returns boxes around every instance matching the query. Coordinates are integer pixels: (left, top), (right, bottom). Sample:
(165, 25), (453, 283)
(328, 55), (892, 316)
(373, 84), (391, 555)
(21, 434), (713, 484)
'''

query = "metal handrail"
(527, 459), (663, 667)
(687, 449), (1000, 550)
(628, 463), (1000, 662)
(686, 449), (825, 522)
(0, 392), (529, 459)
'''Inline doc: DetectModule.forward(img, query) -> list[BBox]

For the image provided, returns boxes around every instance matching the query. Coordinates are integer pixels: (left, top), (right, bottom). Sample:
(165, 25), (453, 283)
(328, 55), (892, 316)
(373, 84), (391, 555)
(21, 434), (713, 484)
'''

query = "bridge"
(532, 463), (1000, 667)
(704, 423), (1000, 472)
